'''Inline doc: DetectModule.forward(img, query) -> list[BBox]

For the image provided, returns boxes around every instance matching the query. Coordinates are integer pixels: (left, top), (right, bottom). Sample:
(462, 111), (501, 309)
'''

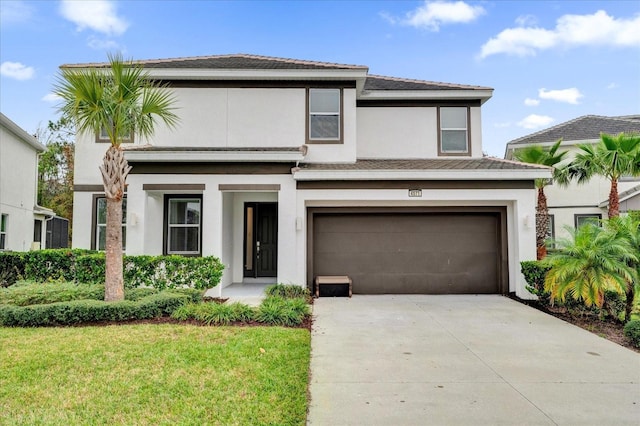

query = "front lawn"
(0, 324), (310, 425)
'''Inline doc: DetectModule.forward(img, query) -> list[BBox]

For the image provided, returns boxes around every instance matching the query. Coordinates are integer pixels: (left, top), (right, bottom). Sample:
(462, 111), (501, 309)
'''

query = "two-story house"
(0, 113), (58, 251)
(69, 54), (548, 298)
(505, 115), (640, 239)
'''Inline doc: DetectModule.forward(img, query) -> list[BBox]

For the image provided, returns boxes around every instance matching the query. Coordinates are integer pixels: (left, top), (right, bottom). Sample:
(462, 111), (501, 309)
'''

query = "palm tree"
(562, 132), (640, 218)
(543, 223), (637, 309)
(513, 139), (568, 259)
(54, 54), (179, 301)
(606, 215), (640, 321)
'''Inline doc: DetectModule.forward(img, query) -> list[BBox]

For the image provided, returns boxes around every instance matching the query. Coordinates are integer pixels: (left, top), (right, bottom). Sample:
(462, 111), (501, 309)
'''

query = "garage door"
(312, 212), (501, 294)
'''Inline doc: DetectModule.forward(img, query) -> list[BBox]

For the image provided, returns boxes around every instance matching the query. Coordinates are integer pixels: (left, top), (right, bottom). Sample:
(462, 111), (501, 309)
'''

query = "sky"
(1, 0), (639, 157)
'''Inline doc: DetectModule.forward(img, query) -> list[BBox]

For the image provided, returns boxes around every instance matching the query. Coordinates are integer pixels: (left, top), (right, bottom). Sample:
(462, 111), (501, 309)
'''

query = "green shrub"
(0, 252), (26, 287)
(75, 254), (106, 284)
(521, 261), (552, 305)
(0, 283), (104, 306)
(171, 301), (254, 325)
(265, 283), (311, 302)
(255, 296), (310, 327)
(623, 320), (640, 348)
(0, 292), (189, 327)
(23, 249), (93, 283)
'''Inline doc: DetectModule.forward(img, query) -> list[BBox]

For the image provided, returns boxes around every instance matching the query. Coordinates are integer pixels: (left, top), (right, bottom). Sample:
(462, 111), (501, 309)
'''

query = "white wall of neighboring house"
(0, 115), (46, 251)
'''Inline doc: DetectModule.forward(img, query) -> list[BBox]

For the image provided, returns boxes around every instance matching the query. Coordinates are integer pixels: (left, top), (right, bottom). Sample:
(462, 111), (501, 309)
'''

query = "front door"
(244, 202), (278, 277)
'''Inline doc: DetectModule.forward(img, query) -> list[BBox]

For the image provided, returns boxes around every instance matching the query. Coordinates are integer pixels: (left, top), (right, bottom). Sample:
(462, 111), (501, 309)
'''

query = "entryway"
(243, 202), (278, 278)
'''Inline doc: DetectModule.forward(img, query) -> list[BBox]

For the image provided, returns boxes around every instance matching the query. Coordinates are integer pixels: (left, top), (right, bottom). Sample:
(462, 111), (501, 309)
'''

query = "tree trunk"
(608, 179), (620, 218)
(535, 187), (549, 260)
(625, 283), (635, 323)
(100, 146), (131, 302)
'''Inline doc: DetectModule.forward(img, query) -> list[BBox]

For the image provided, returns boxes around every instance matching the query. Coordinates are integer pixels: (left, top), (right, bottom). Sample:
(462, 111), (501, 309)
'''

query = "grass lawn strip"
(0, 324), (310, 425)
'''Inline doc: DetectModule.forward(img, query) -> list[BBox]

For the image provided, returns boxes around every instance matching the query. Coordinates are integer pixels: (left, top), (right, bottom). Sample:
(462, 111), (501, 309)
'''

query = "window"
(308, 88), (341, 142)
(547, 214), (555, 248)
(94, 197), (127, 250)
(0, 214), (7, 250)
(165, 196), (202, 255)
(96, 127), (133, 143)
(575, 214), (601, 228)
(439, 107), (469, 155)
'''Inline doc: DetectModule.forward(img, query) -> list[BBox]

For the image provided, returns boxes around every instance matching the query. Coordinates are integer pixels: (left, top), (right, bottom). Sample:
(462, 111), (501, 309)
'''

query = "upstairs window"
(96, 126), (133, 143)
(0, 214), (7, 250)
(439, 107), (469, 155)
(308, 88), (341, 143)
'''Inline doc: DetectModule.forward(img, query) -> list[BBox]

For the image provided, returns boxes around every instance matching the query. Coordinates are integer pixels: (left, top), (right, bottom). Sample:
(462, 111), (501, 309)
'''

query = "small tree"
(562, 132), (640, 218)
(513, 139), (568, 259)
(543, 223), (637, 308)
(606, 215), (640, 321)
(54, 54), (179, 301)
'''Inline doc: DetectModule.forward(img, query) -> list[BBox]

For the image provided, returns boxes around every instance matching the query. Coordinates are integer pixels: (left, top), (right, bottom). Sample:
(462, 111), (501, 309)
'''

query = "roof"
(0, 113), (46, 152)
(298, 157), (548, 171)
(599, 184), (640, 207)
(61, 53), (368, 71)
(507, 115), (640, 146)
(363, 75), (492, 91)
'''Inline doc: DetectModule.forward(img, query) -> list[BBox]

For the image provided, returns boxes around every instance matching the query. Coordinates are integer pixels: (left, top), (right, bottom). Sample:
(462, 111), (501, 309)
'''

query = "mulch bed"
(511, 295), (638, 353)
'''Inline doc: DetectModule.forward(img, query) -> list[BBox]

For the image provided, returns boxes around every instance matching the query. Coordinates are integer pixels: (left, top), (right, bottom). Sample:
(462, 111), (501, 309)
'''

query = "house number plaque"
(408, 189), (422, 197)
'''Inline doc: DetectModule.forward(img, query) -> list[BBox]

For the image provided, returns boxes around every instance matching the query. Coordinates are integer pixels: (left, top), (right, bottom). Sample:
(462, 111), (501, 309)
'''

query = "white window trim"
(95, 197), (127, 251)
(0, 214), (7, 250)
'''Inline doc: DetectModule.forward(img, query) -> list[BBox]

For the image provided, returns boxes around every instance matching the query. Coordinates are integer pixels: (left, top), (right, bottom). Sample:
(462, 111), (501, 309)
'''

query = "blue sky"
(1, 0), (639, 156)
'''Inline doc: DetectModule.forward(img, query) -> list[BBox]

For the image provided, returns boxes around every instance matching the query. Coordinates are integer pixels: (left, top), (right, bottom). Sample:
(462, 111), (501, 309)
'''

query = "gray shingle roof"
(61, 53), (368, 71)
(507, 115), (640, 146)
(299, 157), (547, 171)
(364, 75), (492, 91)
(122, 145), (303, 153)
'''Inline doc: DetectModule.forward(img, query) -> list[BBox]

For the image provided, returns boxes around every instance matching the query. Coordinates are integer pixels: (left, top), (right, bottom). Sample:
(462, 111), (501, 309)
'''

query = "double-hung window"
(96, 126), (133, 143)
(439, 107), (469, 155)
(0, 214), (7, 250)
(308, 88), (341, 142)
(575, 214), (601, 228)
(166, 196), (202, 255)
(95, 197), (127, 250)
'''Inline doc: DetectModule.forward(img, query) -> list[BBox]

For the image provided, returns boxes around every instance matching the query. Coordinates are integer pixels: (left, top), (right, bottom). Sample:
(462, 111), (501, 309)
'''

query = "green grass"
(0, 324), (310, 425)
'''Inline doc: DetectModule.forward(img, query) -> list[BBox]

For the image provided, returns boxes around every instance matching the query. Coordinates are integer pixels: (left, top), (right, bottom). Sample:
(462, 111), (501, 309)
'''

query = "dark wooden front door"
(244, 203), (278, 277)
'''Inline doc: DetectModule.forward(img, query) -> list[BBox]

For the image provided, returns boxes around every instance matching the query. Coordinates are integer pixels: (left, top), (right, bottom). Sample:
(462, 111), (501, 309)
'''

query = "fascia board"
(358, 89), (493, 103)
(293, 169), (551, 181)
(123, 150), (305, 163)
(0, 114), (46, 152)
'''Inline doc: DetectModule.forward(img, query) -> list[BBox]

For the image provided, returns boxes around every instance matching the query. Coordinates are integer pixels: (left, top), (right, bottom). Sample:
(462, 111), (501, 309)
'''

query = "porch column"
(202, 188), (223, 297)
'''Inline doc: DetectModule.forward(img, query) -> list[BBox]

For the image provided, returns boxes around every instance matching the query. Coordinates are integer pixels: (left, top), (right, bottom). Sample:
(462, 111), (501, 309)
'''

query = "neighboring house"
(68, 54), (548, 298)
(505, 115), (640, 239)
(0, 113), (62, 251)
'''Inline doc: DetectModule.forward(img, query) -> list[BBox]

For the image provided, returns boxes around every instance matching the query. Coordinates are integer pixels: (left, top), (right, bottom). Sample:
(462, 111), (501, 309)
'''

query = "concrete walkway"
(308, 295), (640, 425)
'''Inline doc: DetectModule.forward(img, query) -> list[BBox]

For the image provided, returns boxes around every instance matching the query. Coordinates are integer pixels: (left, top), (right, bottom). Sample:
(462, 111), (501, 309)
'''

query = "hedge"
(0, 292), (191, 327)
(0, 250), (224, 290)
(520, 261), (552, 303)
(623, 320), (640, 348)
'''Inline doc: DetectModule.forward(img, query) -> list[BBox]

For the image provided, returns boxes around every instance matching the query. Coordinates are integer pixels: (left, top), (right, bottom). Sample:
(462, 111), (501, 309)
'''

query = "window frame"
(91, 195), (127, 251)
(0, 214), (7, 250)
(306, 88), (343, 144)
(574, 213), (602, 228)
(95, 127), (134, 144)
(547, 214), (555, 249)
(437, 106), (471, 156)
(163, 194), (203, 256)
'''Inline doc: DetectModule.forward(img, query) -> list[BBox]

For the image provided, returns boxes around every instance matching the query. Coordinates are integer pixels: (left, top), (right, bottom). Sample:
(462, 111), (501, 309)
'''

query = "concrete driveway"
(307, 295), (640, 425)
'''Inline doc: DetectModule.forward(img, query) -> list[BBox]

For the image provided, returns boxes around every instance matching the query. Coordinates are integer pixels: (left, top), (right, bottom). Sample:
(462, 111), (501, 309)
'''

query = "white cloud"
(398, 1), (486, 31)
(524, 98), (540, 106)
(494, 122), (511, 128)
(59, 0), (128, 36)
(538, 88), (583, 104)
(515, 14), (537, 27)
(480, 10), (640, 58)
(42, 93), (62, 103)
(518, 114), (554, 129)
(0, 61), (35, 80)
(87, 36), (120, 50)
(0, 1), (34, 25)
(606, 82), (619, 89)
